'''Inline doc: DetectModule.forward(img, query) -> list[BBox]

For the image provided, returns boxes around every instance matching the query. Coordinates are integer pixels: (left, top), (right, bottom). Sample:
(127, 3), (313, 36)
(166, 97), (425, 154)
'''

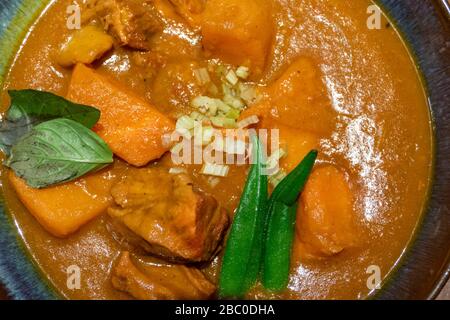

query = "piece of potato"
(201, 0), (274, 76)
(295, 165), (356, 258)
(8, 164), (124, 237)
(57, 25), (113, 67)
(67, 64), (175, 166)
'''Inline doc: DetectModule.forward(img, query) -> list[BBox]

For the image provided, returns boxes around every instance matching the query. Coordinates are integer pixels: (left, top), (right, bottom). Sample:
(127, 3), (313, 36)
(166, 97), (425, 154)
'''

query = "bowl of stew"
(0, 0), (448, 300)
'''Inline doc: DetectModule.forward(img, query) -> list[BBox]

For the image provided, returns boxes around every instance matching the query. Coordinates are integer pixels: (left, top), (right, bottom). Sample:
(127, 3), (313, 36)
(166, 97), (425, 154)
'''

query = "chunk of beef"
(112, 252), (216, 299)
(108, 168), (229, 262)
(84, 0), (163, 50)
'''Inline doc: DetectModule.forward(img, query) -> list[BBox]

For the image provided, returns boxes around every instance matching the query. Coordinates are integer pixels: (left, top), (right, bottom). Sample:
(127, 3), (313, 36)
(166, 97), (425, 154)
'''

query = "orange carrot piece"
(67, 64), (175, 166)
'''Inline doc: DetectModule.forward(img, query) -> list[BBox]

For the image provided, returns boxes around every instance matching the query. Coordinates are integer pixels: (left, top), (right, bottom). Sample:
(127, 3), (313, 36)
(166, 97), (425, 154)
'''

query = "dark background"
(0, 286), (9, 300)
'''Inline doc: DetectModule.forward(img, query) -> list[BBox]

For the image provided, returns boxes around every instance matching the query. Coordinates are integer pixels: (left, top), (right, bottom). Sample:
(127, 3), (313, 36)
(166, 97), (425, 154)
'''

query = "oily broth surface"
(0, 0), (432, 299)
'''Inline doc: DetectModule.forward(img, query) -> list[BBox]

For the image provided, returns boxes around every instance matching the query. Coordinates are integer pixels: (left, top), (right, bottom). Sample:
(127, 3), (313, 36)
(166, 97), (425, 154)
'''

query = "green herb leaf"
(0, 90), (100, 155)
(5, 118), (113, 188)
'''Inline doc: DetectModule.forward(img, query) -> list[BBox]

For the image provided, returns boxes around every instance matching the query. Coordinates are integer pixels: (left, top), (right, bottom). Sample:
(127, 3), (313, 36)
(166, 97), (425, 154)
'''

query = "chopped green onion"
(176, 115), (196, 139)
(211, 116), (237, 128)
(226, 108), (241, 120)
(268, 169), (287, 188)
(176, 115), (195, 130)
(191, 96), (217, 114)
(190, 111), (206, 122)
(224, 137), (246, 155)
(207, 176), (220, 188)
(226, 70), (239, 86)
(201, 126), (215, 145)
(201, 163), (230, 177)
(208, 59), (220, 72)
(266, 148), (287, 173)
(176, 128), (192, 139)
(222, 83), (234, 96)
(236, 66), (250, 79)
(224, 94), (245, 109)
(169, 167), (187, 174)
(239, 83), (259, 105)
(217, 100), (231, 114)
(170, 142), (184, 155)
(237, 115), (259, 128)
(192, 124), (202, 146)
(194, 68), (211, 85)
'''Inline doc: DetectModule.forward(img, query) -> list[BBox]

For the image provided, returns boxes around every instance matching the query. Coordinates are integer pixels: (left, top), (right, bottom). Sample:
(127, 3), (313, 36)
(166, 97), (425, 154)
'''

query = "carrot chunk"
(8, 165), (123, 237)
(67, 64), (175, 166)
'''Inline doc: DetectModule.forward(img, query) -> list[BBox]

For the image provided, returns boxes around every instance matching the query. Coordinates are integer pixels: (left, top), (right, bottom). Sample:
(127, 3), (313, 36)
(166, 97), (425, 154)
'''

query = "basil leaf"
(0, 90), (100, 155)
(5, 118), (113, 188)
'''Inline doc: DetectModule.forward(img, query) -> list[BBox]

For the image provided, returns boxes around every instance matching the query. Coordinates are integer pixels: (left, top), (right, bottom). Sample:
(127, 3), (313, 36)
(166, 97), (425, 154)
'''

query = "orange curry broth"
(0, 0), (433, 299)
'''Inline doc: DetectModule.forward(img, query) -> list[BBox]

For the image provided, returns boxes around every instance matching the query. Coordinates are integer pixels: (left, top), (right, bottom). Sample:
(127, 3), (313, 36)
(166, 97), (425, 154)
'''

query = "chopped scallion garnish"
(237, 115), (259, 128)
(269, 169), (287, 188)
(201, 163), (230, 177)
(194, 68), (211, 85)
(169, 167), (187, 174)
(236, 66), (250, 79)
(211, 116), (237, 128)
(226, 70), (239, 86)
